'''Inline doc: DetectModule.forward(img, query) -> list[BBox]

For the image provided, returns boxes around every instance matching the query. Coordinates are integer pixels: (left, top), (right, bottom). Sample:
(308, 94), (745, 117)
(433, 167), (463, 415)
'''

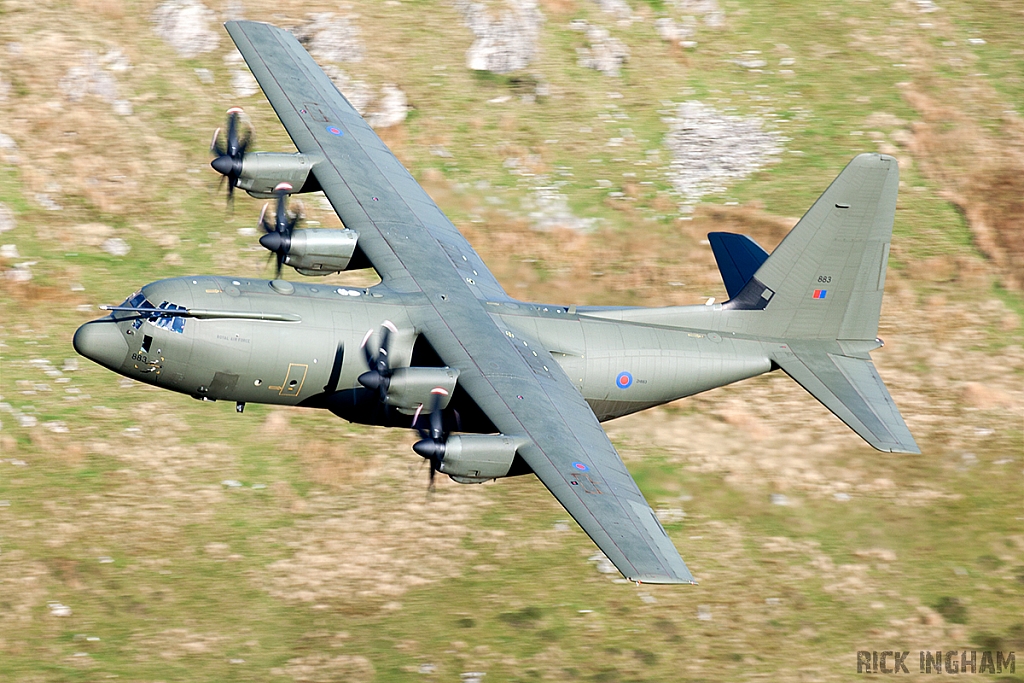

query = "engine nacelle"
(386, 366), (459, 414)
(284, 229), (360, 275)
(238, 152), (320, 197)
(440, 434), (524, 483)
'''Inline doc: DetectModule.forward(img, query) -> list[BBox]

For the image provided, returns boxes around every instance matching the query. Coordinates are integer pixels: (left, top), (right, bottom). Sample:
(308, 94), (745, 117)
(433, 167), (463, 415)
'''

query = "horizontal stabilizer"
(709, 232), (770, 299)
(774, 342), (919, 453)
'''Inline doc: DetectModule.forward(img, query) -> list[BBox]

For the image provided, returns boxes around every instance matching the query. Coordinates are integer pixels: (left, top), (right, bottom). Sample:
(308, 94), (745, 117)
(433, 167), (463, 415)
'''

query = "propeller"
(412, 390), (449, 489)
(210, 107), (252, 205)
(357, 321), (397, 401)
(257, 182), (299, 278)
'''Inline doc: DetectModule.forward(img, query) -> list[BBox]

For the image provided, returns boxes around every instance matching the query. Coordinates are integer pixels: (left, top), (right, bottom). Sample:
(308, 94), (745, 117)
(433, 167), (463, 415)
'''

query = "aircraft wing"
(451, 329), (698, 585)
(227, 21), (695, 584)
(225, 20), (507, 300)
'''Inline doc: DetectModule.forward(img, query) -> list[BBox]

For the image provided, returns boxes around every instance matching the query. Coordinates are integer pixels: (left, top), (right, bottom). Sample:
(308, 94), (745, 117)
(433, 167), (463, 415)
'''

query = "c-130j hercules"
(74, 21), (918, 585)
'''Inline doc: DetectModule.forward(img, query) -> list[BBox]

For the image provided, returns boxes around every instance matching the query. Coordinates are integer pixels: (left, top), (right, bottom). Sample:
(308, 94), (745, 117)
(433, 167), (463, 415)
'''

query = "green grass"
(2, 0), (1024, 680)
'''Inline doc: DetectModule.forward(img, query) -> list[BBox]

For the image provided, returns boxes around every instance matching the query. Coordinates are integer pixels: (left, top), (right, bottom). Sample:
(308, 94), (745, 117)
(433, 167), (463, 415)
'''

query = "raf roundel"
(615, 371), (633, 389)
(571, 461), (589, 472)
(326, 125), (344, 136)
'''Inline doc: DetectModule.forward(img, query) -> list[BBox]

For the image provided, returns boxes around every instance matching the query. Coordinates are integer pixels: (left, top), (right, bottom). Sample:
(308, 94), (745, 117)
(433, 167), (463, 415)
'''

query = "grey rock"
(293, 13), (364, 64)
(459, 0), (544, 74)
(58, 51), (132, 115)
(101, 238), (131, 257)
(675, 0), (725, 26)
(577, 25), (629, 76)
(6, 264), (32, 282)
(588, 551), (619, 574)
(525, 179), (597, 232)
(34, 194), (62, 211)
(100, 49), (132, 72)
(366, 84), (408, 129)
(152, 0), (220, 58)
(230, 69), (258, 98)
(664, 100), (783, 204)
(595, 0), (633, 21)
(735, 56), (767, 69)
(48, 602), (72, 617)
(0, 203), (14, 233)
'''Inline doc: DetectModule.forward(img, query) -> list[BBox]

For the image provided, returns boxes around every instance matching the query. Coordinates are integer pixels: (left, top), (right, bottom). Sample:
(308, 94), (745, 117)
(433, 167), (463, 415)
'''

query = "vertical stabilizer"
(726, 153), (898, 343)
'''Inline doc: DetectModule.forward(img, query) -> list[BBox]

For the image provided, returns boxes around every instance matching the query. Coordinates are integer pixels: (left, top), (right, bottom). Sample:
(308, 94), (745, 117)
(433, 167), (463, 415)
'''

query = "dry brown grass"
(902, 87), (1024, 289)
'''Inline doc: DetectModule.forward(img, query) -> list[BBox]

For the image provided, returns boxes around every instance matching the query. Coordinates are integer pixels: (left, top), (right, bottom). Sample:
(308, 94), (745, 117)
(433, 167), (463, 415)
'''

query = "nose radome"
(73, 321), (130, 371)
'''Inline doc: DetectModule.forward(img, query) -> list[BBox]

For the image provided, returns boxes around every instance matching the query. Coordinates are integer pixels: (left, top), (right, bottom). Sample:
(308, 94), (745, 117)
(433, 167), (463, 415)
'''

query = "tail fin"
(728, 154), (919, 453)
(726, 153), (898, 343)
(582, 154), (918, 452)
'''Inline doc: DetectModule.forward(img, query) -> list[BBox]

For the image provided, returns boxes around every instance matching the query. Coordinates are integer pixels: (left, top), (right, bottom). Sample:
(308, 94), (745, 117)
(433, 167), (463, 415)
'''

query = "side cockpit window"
(112, 291), (186, 334)
(151, 302), (187, 334)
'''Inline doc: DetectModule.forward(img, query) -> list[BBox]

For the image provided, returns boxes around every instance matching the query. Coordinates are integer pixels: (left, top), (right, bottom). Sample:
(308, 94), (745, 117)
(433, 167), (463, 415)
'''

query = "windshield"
(108, 290), (146, 321)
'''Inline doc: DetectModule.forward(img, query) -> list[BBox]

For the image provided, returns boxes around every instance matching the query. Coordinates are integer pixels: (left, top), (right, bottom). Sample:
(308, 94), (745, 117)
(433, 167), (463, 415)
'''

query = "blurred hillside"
(1, 0), (1022, 681)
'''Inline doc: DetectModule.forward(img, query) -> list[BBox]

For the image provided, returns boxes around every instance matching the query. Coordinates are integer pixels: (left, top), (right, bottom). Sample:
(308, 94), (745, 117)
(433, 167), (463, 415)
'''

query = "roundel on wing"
(615, 371), (633, 389)
(571, 461), (589, 472)
(326, 125), (344, 136)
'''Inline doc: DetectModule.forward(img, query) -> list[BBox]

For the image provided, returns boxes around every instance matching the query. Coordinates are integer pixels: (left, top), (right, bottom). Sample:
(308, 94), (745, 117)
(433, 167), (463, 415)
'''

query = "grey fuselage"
(77, 276), (772, 429)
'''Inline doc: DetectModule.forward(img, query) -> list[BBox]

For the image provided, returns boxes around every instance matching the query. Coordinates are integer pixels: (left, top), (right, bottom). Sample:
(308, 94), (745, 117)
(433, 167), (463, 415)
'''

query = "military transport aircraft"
(73, 21), (918, 585)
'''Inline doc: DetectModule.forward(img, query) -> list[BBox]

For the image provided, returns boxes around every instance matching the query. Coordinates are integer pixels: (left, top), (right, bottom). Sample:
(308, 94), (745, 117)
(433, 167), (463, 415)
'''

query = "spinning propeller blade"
(412, 391), (449, 491)
(357, 321), (397, 401)
(257, 182), (297, 278)
(210, 107), (252, 206)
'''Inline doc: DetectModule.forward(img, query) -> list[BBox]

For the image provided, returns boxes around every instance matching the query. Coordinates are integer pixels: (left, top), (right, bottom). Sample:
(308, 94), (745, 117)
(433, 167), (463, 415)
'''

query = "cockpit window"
(111, 291), (186, 334)
(151, 301), (187, 334)
(109, 291), (146, 321)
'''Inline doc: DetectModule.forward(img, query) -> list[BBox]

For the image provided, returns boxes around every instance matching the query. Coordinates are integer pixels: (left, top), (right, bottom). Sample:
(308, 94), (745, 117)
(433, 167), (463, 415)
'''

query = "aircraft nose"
(73, 321), (130, 371)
